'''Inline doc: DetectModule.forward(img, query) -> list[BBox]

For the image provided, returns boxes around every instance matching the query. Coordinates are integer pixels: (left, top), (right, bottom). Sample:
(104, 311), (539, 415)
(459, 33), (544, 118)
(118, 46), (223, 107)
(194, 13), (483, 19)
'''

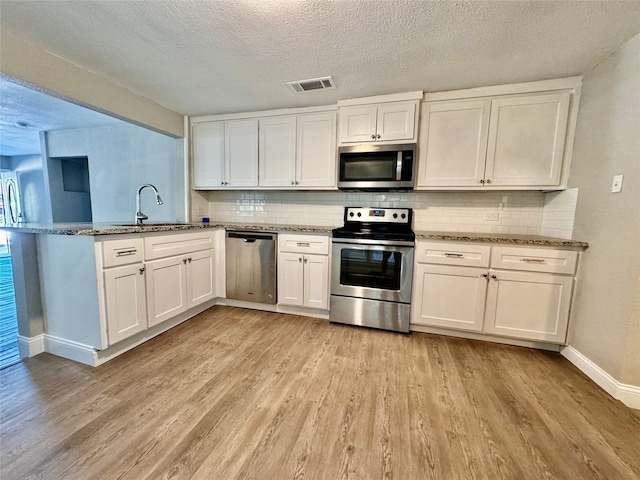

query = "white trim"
(44, 335), (97, 365)
(191, 104), (337, 123)
(337, 91), (423, 107)
(17, 334), (45, 358)
(410, 324), (562, 352)
(561, 345), (640, 410)
(423, 76), (583, 102)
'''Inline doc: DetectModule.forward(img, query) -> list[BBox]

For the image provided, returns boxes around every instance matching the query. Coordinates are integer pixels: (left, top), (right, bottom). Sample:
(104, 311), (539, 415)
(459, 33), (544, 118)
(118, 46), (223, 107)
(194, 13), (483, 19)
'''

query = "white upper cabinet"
(192, 119), (258, 189)
(259, 116), (297, 187)
(417, 78), (580, 190)
(192, 122), (225, 189)
(258, 111), (337, 189)
(485, 93), (570, 186)
(296, 112), (337, 188)
(339, 101), (418, 145)
(225, 119), (259, 187)
(418, 99), (491, 187)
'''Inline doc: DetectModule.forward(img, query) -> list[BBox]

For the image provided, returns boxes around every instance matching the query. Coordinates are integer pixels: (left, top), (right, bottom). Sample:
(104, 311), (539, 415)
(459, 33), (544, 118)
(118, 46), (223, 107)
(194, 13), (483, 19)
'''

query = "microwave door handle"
(396, 151), (403, 180)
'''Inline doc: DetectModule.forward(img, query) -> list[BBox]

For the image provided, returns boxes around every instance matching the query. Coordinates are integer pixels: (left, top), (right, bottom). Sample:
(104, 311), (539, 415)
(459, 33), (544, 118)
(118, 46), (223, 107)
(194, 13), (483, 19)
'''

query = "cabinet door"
(338, 106), (378, 144)
(417, 100), (490, 187)
(296, 112), (337, 188)
(303, 254), (329, 309)
(192, 122), (225, 189)
(104, 264), (147, 345)
(484, 270), (573, 343)
(376, 101), (417, 142)
(485, 92), (570, 187)
(259, 116), (297, 187)
(411, 264), (487, 332)
(146, 256), (188, 327)
(278, 252), (304, 306)
(225, 119), (259, 187)
(186, 249), (216, 308)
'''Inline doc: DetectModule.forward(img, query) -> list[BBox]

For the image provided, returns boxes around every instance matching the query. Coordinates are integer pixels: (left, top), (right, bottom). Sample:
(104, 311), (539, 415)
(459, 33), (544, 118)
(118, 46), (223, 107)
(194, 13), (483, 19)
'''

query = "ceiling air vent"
(287, 76), (335, 93)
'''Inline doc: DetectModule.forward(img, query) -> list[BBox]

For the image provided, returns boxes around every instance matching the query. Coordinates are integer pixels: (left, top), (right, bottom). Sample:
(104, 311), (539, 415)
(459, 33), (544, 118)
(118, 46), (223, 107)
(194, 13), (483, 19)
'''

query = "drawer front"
(415, 241), (490, 267)
(102, 238), (144, 268)
(144, 231), (215, 260)
(491, 246), (577, 274)
(279, 234), (329, 255)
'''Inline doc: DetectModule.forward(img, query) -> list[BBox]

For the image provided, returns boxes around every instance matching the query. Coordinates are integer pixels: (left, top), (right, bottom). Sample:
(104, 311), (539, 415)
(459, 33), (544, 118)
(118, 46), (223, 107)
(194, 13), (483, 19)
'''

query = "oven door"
(331, 240), (414, 303)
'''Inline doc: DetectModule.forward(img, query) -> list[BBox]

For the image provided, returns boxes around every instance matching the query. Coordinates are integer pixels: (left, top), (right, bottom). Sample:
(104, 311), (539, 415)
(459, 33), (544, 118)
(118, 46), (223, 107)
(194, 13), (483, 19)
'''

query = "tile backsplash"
(195, 189), (578, 236)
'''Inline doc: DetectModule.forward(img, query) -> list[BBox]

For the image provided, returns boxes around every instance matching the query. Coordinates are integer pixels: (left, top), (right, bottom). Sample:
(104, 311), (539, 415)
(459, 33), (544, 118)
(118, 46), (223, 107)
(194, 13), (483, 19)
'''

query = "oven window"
(340, 248), (402, 290)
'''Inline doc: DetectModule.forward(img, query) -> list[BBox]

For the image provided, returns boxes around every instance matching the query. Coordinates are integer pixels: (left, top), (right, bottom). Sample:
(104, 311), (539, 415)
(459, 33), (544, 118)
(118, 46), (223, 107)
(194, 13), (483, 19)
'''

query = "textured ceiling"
(0, 0), (639, 155)
(0, 78), (122, 156)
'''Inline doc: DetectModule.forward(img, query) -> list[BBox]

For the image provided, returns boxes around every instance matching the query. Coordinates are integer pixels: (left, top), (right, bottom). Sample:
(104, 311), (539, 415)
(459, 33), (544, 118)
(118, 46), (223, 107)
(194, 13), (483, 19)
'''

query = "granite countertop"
(0, 222), (337, 236)
(415, 230), (589, 249)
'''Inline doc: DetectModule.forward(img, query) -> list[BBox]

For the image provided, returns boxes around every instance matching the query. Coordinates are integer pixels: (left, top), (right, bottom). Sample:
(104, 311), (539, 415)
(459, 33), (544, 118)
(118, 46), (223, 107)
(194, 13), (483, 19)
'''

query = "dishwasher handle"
(226, 231), (276, 242)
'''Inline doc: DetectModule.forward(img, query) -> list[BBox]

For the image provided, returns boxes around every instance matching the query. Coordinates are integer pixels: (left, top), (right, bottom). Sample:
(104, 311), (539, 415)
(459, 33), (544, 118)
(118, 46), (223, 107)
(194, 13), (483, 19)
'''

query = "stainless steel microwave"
(337, 144), (416, 191)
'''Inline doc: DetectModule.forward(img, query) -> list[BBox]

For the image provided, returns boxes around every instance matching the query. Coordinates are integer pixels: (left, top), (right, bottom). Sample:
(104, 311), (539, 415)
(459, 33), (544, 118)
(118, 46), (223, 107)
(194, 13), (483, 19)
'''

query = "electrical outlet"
(611, 174), (624, 193)
(485, 212), (500, 222)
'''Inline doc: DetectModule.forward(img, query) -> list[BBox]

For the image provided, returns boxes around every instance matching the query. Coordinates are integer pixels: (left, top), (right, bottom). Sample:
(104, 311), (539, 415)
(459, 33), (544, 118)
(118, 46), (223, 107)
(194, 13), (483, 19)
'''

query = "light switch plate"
(611, 174), (624, 193)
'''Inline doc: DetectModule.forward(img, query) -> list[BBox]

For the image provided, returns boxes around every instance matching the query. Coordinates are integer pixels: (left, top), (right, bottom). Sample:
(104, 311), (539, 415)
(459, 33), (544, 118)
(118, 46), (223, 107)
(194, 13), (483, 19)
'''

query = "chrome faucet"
(135, 184), (163, 225)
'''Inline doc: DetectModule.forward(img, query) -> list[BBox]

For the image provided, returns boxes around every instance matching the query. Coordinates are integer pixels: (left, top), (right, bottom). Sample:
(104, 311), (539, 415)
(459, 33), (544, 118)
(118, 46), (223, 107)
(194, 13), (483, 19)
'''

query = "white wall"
(47, 124), (185, 223)
(567, 33), (640, 386)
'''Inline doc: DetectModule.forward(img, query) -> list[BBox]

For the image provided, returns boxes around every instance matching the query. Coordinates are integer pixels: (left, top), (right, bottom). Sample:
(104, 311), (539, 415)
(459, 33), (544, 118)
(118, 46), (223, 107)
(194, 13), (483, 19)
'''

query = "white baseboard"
(44, 335), (97, 366)
(561, 345), (640, 410)
(17, 334), (45, 358)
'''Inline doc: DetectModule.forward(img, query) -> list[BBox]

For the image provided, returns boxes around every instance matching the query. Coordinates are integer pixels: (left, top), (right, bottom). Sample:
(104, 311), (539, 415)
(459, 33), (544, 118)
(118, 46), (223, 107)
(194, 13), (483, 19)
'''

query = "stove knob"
(401, 213), (406, 219)
(349, 212), (354, 217)
(393, 213), (398, 219)
(357, 212), (362, 217)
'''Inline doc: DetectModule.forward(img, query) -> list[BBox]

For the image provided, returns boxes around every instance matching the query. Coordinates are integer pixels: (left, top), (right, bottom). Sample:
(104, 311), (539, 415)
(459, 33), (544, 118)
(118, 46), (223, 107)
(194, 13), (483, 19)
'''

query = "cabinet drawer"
(415, 241), (490, 268)
(102, 238), (144, 268)
(491, 246), (577, 274)
(279, 234), (329, 255)
(144, 231), (215, 260)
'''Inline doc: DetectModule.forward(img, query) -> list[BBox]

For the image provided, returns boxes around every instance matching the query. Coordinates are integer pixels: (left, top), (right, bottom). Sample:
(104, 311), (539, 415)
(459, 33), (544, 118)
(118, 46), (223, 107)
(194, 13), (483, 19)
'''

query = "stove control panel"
(345, 207), (411, 224)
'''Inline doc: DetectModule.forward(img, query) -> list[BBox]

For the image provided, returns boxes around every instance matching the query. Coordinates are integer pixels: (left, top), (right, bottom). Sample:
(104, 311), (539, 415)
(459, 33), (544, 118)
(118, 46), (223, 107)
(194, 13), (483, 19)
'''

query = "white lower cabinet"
(483, 270), (573, 343)
(103, 263), (148, 345)
(278, 234), (330, 310)
(145, 255), (188, 327)
(412, 264), (487, 332)
(411, 240), (579, 346)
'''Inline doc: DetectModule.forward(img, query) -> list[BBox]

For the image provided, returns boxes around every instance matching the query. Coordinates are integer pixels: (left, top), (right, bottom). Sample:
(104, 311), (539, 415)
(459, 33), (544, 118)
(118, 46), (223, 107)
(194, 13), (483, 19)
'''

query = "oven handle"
(332, 238), (415, 247)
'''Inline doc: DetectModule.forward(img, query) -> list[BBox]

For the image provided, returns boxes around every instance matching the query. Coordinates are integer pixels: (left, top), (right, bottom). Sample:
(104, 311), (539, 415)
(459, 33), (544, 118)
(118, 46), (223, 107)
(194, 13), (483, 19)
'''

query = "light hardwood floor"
(1, 306), (639, 480)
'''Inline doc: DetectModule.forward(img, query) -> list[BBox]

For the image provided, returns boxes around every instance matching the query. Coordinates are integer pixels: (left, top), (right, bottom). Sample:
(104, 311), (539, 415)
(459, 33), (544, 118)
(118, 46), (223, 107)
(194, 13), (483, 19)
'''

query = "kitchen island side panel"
(36, 234), (102, 348)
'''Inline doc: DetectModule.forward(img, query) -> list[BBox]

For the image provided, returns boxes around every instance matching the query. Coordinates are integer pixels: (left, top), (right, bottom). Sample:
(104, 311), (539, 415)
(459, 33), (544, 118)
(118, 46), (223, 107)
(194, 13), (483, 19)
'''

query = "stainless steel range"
(330, 207), (415, 333)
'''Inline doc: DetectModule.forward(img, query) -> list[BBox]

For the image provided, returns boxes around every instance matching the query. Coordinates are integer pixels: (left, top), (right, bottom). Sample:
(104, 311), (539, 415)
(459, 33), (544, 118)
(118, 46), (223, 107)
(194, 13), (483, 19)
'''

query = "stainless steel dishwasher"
(225, 231), (277, 304)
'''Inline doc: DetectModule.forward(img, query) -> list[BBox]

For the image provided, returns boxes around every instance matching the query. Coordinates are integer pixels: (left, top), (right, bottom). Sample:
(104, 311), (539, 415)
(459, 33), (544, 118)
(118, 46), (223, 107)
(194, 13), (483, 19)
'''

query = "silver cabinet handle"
(522, 258), (545, 263)
(304, 257), (308, 263)
(188, 257), (192, 263)
(480, 179), (485, 184)
(482, 273), (488, 278)
(139, 267), (145, 274)
(376, 134), (381, 139)
(221, 181), (225, 186)
(371, 134), (376, 139)
(298, 257), (302, 263)
(444, 253), (464, 258)
(183, 258), (187, 264)
(295, 180), (299, 185)
(291, 181), (295, 185)
(115, 249), (137, 257)
(296, 242), (310, 248)
(486, 179), (492, 184)
(492, 274), (497, 280)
